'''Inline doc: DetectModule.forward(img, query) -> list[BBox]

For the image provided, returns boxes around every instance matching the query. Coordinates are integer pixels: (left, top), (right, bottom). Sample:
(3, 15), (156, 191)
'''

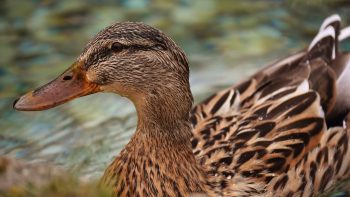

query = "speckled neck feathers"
(102, 93), (209, 196)
(95, 23), (209, 196)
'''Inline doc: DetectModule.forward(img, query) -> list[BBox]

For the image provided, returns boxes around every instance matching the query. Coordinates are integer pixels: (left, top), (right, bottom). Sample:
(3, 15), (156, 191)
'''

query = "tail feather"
(319, 14), (341, 31)
(320, 14), (341, 55)
(303, 14), (350, 124)
(304, 16), (340, 117)
(308, 25), (337, 61)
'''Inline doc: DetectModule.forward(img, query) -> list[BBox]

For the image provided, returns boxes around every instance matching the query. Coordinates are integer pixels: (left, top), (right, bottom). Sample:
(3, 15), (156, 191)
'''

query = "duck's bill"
(13, 62), (100, 111)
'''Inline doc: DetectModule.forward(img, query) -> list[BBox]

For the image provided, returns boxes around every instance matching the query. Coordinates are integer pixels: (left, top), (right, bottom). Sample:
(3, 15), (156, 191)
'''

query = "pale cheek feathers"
(86, 69), (99, 84)
(86, 64), (120, 85)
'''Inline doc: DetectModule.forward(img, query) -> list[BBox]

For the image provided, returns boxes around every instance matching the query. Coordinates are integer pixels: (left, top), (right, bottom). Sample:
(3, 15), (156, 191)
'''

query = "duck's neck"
(136, 84), (194, 142)
(103, 86), (208, 196)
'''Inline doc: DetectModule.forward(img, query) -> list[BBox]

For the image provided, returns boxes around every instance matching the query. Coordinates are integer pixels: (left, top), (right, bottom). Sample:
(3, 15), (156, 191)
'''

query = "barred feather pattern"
(190, 14), (350, 196)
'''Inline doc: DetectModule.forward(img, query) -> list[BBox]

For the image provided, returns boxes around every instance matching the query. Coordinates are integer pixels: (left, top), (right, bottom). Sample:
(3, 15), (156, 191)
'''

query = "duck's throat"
(103, 124), (207, 196)
(102, 89), (208, 196)
(135, 86), (195, 141)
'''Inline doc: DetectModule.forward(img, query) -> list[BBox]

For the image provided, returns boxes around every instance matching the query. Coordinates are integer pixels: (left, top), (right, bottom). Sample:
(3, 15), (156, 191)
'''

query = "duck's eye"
(110, 42), (125, 52)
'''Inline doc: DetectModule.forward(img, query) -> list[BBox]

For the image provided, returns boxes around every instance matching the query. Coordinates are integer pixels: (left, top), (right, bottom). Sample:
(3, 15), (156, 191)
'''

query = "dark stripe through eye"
(111, 42), (166, 53)
(86, 42), (166, 68)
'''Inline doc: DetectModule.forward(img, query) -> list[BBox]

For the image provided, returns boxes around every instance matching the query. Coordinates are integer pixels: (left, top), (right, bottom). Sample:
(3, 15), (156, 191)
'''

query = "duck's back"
(190, 15), (350, 196)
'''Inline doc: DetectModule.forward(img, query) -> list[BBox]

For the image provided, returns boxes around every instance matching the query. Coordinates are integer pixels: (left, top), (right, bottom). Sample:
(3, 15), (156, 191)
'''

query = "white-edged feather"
(319, 14), (341, 31)
(308, 26), (336, 59)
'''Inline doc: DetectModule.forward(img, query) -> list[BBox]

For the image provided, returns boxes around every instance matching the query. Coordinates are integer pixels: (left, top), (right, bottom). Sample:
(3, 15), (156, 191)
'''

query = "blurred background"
(1, 0), (350, 191)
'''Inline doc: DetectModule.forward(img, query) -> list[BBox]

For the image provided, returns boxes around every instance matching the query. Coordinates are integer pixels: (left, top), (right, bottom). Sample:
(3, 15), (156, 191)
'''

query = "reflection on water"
(1, 0), (350, 184)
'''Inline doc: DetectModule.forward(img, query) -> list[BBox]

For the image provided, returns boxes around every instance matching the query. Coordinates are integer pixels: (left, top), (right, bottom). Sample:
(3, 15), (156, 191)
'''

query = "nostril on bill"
(63, 75), (73, 81)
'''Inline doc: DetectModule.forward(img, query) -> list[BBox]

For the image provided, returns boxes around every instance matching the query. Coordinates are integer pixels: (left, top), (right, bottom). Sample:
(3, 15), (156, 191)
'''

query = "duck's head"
(13, 22), (191, 113)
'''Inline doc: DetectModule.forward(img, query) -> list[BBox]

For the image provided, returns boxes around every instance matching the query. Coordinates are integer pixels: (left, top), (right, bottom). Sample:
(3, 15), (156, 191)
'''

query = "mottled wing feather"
(190, 14), (345, 196)
(268, 113), (350, 197)
(192, 80), (326, 179)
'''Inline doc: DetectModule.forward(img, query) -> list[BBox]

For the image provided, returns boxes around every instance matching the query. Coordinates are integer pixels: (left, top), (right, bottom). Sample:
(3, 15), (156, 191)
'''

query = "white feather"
(339, 26), (350, 41)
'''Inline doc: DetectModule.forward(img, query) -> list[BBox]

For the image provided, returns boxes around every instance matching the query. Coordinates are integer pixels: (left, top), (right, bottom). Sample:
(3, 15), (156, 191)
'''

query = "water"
(1, 0), (350, 193)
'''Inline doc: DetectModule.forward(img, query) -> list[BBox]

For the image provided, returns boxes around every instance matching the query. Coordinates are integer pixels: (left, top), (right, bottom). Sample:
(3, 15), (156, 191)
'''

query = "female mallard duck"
(13, 14), (350, 196)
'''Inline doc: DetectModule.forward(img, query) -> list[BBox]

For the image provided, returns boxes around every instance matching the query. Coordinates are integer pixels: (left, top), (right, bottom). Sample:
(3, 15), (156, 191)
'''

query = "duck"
(13, 14), (350, 197)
